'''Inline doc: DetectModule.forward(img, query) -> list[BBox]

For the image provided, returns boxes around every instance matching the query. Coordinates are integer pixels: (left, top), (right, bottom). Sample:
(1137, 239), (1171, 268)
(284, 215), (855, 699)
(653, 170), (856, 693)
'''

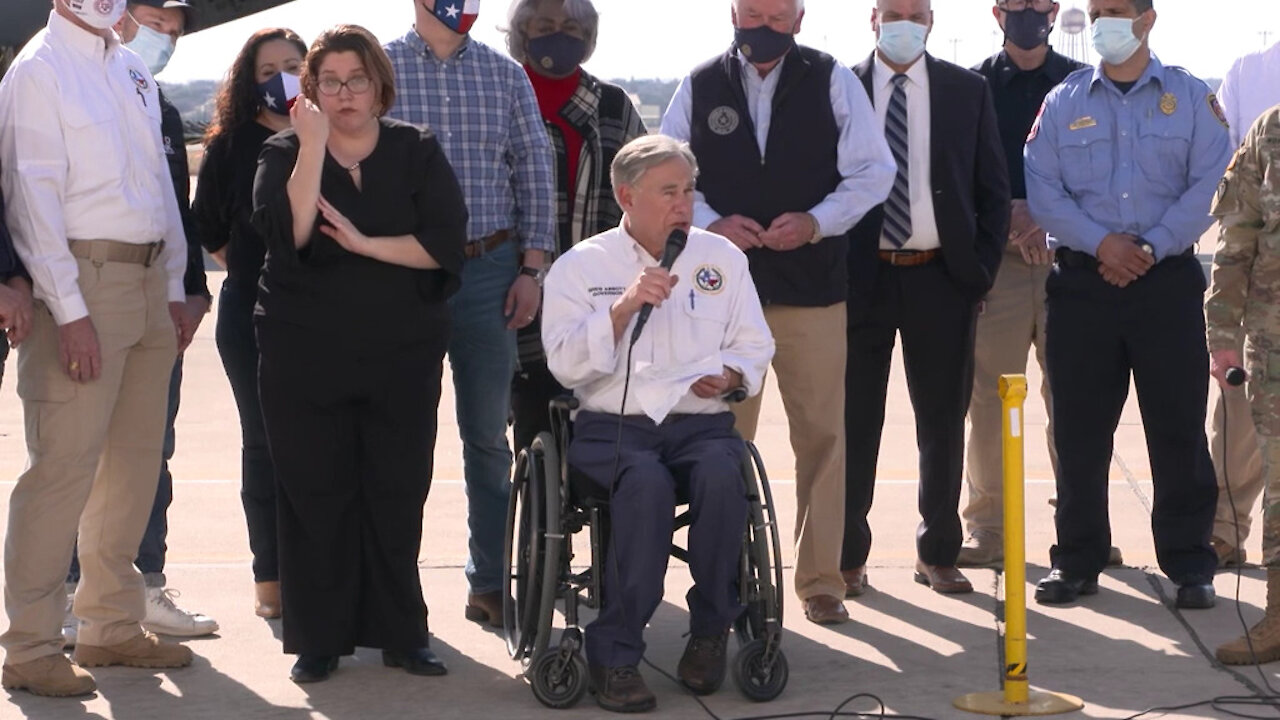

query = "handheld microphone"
(1225, 366), (1247, 387)
(629, 229), (688, 346)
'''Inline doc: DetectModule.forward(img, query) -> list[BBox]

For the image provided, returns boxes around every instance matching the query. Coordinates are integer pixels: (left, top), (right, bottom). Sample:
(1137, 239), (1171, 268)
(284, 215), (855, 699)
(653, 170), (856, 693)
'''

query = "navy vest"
(689, 46), (844, 307)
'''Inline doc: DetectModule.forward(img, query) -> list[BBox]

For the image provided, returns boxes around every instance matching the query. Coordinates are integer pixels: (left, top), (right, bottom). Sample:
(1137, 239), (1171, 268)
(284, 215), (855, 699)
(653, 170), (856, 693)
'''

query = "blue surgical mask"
(126, 22), (175, 76)
(1090, 16), (1142, 65)
(734, 25), (795, 65)
(526, 32), (587, 77)
(877, 20), (928, 66)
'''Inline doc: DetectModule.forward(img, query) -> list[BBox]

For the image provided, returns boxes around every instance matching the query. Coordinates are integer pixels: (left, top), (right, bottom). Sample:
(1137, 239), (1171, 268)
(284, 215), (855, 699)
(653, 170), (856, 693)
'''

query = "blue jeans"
(450, 240), (518, 594)
(68, 358), (181, 589)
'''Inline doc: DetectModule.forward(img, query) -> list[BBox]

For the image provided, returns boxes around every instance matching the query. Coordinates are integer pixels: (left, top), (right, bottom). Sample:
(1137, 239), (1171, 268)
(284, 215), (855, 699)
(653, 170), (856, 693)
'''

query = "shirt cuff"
(520, 233), (556, 254)
(721, 353), (762, 397)
(168, 277), (186, 304)
(586, 305), (621, 375)
(49, 293), (89, 326)
(1142, 225), (1178, 261)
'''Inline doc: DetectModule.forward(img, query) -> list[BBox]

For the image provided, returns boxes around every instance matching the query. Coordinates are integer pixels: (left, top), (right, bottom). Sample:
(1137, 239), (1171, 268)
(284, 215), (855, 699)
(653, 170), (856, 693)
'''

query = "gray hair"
(733, 0), (805, 11)
(504, 0), (599, 65)
(611, 135), (699, 190)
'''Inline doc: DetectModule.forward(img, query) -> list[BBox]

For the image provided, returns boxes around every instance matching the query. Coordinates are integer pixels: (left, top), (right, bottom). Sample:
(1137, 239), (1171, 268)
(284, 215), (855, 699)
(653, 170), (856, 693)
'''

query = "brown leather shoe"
(842, 567), (868, 598)
(802, 594), (849, 625)
(255, 581), (281, 619)
(73, 631), (193, 669)
(677, 631), (728, 695)
(1, 654), (96, 697)
(1212, 536), (1246, 567)
(589, 664), (656, 713)
(464, 590), (507, 628)
(1107, 545), (1125, 567)
(914, 562), (974, 594)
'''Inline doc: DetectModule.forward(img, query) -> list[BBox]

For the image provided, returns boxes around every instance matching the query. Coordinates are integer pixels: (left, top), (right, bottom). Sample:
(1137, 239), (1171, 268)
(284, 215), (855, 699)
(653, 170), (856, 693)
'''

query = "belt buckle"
(890, 252), (907, 266)
(145, 241), (164, 268)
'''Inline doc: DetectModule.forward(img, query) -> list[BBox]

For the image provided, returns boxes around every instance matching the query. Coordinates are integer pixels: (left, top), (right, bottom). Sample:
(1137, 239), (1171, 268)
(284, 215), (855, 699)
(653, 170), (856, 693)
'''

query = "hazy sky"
(160, 0), (1280, 84)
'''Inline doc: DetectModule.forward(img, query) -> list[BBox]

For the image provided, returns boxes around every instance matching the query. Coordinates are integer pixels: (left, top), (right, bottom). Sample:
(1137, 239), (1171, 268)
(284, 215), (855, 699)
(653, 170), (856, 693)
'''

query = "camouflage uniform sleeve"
(1206, 115), (1267, 352)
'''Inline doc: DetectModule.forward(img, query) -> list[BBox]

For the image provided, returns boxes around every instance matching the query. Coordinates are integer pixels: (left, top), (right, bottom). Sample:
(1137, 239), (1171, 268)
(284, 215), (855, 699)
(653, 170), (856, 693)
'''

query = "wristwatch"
(519, 265), (546, 286)
(1133, 237), (1155, 255)
(807, 213), (824, 244)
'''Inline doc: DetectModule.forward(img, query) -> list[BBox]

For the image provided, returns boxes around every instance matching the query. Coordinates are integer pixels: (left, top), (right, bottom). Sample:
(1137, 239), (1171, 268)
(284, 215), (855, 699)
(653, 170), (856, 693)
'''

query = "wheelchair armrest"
(723, 387), (748, 404)
(550, 395), (580, 413)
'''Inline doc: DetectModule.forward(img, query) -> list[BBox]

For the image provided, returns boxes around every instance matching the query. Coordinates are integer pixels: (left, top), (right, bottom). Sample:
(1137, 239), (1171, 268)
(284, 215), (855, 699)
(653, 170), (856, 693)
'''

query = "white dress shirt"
(1219, 42), (1280, 148)
(661, 50), (895, 238)
(0, 12), (187, 325)
(872, 55), (941, 251)
(542, 225), (775, 422)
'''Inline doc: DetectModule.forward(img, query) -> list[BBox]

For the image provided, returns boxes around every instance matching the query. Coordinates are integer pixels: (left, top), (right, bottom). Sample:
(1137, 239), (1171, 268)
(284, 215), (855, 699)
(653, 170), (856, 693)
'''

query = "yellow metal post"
(954, 375), (1083, 717)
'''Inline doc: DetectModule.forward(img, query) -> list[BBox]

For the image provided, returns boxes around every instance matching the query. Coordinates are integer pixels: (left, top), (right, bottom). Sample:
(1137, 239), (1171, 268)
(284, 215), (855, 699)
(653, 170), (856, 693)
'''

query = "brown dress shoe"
(255, 581), (281, 619)
(1, 654), (96, 697)
(1211, 536), (1246, 567)
(464, 590), (507, 628)
(802, 594), (849, 625)
(913, 562), (974, 594)
(842, 567), (868, 597)
(589, 664), (656, 713)
(677, 631), (728, 695)
(74, 631), (193, 669)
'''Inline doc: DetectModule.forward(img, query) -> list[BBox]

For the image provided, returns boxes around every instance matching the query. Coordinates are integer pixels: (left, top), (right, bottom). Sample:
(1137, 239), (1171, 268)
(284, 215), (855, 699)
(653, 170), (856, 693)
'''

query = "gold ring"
(69, 360), (79, 372)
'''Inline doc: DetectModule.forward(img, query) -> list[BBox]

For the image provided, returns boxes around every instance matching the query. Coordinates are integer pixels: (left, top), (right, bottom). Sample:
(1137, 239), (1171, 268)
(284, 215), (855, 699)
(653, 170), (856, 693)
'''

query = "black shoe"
(290, 655), (338, 683)
(1034, 568), (1099, 605)
(677, 631), (728, 695)
(588, 664), (656, 713)
(1175, 582), (1216, 609)
(382, 647), (448, 676)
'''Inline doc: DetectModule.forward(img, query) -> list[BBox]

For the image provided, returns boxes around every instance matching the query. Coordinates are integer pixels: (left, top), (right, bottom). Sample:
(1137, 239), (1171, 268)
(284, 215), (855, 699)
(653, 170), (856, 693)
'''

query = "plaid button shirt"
(384, 31), (555, 252)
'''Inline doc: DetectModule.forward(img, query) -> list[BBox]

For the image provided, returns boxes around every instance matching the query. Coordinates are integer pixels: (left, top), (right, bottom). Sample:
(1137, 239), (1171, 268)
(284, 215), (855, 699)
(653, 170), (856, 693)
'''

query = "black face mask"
(1003, 8), (1053, 51)
(734, 25), (794, 65)
(527, 32), (587, 77)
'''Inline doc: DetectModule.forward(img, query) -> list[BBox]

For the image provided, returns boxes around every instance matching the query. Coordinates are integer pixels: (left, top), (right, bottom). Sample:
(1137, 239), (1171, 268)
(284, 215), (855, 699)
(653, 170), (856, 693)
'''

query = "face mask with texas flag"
(429, 0), (480, 35)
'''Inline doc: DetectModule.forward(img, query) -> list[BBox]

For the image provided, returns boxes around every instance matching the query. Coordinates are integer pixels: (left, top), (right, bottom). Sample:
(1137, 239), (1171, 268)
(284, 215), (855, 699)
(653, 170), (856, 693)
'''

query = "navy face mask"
(527, 32), (587, 77)
(1003, 9), (1053, 51)
(734, 25), (794, 65)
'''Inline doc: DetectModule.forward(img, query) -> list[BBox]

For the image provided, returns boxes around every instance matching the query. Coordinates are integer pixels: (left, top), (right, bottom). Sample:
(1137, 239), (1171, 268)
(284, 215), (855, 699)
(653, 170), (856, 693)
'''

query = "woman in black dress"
(250, 24), (467, 684)
(193, 27), (307, 620)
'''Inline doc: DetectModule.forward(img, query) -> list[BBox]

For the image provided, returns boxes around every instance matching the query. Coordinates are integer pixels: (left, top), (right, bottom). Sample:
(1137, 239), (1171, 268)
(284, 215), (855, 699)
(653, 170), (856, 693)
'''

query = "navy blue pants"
(1046, 255), (1217, 583)
(569, 411), (747, 669)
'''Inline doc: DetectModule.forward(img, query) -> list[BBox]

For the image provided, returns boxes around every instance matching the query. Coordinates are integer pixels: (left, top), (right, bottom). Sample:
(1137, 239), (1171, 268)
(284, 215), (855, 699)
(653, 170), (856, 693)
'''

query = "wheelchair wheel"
(738, 442), (785, 640)
(503, 433), (562, 665)
(732, 638), (789, 702)
(529, 647), (589, 709)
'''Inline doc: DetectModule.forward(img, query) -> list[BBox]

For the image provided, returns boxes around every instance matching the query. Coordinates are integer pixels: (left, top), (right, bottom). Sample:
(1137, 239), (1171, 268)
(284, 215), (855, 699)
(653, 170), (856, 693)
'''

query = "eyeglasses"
(316, 75), (372, 96)
(998, 0), (1057, 11)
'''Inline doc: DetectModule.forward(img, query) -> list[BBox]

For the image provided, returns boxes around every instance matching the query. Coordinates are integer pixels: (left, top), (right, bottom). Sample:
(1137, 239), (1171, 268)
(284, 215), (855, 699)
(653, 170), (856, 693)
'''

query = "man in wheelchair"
(541, 135), (775, 713)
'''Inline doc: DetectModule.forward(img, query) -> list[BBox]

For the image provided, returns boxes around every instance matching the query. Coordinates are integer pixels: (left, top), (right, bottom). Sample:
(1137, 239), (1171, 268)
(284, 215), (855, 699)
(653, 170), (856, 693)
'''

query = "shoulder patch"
(1027, 100), (1046, 143)
(1208, 93), (1230, 129)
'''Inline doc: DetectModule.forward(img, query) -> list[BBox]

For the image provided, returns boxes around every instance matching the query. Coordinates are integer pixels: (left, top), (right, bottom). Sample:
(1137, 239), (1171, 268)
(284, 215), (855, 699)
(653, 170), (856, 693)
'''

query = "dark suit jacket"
(848, 54), (1010, 320)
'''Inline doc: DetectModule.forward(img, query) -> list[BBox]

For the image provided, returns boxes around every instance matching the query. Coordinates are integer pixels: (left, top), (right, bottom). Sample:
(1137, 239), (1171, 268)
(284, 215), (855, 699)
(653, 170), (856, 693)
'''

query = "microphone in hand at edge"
(629, 229), (689, 346)
(1225, 366), (1247, 387)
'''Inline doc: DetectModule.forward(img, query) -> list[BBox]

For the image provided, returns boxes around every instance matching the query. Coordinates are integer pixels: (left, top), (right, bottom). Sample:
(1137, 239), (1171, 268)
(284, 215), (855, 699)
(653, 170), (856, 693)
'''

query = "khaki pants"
(2, 257), (176, 665)
(963, 253), (1054, 541)
(732, 303), (846, 601)
(1210, 354), (1264, 547)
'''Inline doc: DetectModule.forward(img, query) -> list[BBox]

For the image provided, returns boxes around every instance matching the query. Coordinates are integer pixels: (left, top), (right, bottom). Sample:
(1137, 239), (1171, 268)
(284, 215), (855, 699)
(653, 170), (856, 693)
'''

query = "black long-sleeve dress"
(250, 117), (466, 655)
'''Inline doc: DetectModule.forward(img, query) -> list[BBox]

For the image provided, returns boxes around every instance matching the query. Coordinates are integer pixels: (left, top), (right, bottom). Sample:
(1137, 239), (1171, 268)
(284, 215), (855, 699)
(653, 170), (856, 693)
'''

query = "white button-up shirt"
(0, 11), (187, 325)
(543, 225), (774, 422)
(872, 54), (940, 251)
(1218, 41), (1280, 148)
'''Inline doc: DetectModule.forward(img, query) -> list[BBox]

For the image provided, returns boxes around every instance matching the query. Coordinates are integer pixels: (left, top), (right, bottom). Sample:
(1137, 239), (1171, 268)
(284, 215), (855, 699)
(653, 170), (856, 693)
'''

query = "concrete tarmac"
(0, 269), (1272, 719)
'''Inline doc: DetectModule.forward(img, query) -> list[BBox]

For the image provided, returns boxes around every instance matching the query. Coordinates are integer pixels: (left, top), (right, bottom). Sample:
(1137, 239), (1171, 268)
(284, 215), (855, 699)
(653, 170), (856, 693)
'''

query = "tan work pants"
(1210, 353), (1264, 547)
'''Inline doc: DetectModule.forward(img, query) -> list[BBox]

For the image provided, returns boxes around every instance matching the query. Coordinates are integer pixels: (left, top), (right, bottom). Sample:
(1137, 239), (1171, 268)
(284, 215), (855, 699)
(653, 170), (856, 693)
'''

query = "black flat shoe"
(382, 647), (447, 676)
(1175, 582), (1216, 609)
(290, 655), (338, 683)
(1034, 568), (1099, 605)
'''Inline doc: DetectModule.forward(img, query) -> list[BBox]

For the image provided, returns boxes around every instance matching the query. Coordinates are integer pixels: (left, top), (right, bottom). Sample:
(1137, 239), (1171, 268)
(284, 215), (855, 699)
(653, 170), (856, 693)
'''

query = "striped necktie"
(883, 73), (912, 248)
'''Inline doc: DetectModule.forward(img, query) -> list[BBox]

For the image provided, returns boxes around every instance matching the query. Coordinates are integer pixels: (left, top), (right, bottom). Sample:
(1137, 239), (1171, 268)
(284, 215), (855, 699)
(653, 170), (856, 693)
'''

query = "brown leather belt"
(69, 239), (165, 267)
(464, 229), (512, 260)
(878, 248), (940, 267)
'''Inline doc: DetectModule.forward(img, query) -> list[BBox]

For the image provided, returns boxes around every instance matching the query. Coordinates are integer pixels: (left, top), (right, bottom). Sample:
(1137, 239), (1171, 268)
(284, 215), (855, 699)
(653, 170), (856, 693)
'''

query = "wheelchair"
(501, 396), (789, 709)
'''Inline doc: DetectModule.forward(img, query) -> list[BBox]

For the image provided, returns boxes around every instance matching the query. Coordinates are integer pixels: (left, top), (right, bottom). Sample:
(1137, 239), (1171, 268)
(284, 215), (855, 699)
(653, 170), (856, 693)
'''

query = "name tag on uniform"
(1068, 116), (1097, 131)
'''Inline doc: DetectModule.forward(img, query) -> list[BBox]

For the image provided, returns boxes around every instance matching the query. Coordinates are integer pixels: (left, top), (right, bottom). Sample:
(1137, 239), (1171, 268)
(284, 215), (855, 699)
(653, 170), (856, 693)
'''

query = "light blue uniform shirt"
(1024, 53), (1232, 261)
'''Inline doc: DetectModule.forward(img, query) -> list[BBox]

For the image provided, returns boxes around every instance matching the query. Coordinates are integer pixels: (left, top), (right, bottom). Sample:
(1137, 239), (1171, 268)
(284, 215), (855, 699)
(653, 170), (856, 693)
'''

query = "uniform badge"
(1068, 116), (1097, 131)
(708, 106), (740, 136)
(1159, 92), (1177, 116)
(129, 68), (149, 92)
(694, 265), (725, 294)
(1208, 92), (1228, 128)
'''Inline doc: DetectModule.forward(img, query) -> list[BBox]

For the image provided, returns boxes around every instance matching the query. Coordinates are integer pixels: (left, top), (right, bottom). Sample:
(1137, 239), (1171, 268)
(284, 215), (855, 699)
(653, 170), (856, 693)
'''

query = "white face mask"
(1091, 16), (1143, 65)
(63, 0), (127, 30)
(877, 20), (928, 66)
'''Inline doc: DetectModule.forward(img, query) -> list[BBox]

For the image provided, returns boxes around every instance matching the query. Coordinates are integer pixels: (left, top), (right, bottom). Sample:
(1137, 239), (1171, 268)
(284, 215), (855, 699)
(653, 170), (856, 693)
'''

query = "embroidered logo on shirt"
(129, 68), (149, 92)
(163, 136), (174, 155)
(589, 286), (625, 298)
(1208, 93), (1230, 128)
(96, 0), (115, 14)
(1027, 100), (1046, 142)
(694, 265), (725, 294)
(708, 106), (740, 136)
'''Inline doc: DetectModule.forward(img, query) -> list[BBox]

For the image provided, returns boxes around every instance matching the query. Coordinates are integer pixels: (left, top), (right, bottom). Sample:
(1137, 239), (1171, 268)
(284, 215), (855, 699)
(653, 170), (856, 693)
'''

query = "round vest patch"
(708, 106), (740, 136)
(695, 265), (725, 294)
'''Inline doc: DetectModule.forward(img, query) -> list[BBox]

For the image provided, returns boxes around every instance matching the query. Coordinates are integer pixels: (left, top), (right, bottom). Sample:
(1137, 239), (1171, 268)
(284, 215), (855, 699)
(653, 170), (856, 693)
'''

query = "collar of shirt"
(402, 27), (472, 64)
(993, 46), (1076, 87)
(873, 52), (928, 93)
(47, 10), (118, 64)
(613, 222), (663, 268)
(1090, 50), (1164, 95)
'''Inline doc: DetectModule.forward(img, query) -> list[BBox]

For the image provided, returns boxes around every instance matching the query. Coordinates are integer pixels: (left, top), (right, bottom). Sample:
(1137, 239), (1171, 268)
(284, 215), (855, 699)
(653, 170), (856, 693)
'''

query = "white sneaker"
(141, 587), (219, 638)
(61, 592), (77, 650)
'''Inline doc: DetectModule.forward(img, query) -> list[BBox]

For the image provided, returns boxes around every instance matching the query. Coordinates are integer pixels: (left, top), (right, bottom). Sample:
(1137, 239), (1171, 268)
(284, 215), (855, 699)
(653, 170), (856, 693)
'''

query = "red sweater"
(526, 66), (584, 201)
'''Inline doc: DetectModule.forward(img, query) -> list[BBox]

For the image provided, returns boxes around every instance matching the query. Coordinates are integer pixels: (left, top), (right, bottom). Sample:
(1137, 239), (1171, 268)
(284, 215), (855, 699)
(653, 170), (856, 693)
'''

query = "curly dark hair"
(203, 28), (308, 145)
